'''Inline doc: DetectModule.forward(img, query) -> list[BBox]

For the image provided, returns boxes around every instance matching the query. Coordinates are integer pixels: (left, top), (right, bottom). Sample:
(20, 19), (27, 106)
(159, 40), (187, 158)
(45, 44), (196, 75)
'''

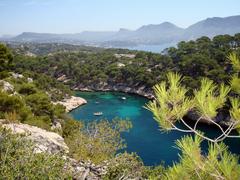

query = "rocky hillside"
(1, 121), (107, 179)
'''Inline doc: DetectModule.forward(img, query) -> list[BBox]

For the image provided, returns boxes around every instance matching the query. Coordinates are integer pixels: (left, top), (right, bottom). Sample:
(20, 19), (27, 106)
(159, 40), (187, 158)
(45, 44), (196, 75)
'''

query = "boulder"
(0, 80), (14, 92)
(27, 77), (33, 83)
(11, 72), (24, 79)
(53, 96), (87, 112)
(2, 123), (69, 154)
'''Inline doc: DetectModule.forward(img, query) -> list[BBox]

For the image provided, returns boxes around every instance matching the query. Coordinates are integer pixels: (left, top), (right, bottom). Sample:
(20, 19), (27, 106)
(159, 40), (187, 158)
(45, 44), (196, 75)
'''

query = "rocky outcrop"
(75, 83), (154, 99)
(67, 158), (108, 180)
(1, 122), (107, 179)
(186, 110), (233, 127)
(2, 123), (69, 154)
(11, 72), (24, 79)
(53, 96), (87, 112)
(0, 80), (14, 92)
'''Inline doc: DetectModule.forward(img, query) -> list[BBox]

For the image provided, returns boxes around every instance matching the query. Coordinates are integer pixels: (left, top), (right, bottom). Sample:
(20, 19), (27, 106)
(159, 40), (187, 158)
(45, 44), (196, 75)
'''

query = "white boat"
(121, 97), (126, 100)
(93, 112), (103, 116)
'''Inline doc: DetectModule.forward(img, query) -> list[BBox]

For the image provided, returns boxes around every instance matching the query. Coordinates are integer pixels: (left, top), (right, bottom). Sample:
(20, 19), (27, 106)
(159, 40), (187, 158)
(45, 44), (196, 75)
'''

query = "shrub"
(0, 127), (71, 179)
(18, 83), (38, 95)
(63, 118), (132, 164)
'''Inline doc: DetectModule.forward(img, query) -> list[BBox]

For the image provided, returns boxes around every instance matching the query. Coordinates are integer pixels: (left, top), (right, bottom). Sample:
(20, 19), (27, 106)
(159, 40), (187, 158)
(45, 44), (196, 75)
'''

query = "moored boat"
(93, 112), (103, 116)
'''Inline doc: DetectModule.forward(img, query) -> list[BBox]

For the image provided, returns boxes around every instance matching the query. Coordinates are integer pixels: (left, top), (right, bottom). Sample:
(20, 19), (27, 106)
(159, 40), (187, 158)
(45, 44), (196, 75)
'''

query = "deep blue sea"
(70, 92), (240, 166)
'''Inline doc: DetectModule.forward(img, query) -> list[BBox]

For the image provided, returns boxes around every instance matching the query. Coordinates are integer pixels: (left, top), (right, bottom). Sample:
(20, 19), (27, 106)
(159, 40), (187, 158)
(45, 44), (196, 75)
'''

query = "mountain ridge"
(2, 15), (240, 48)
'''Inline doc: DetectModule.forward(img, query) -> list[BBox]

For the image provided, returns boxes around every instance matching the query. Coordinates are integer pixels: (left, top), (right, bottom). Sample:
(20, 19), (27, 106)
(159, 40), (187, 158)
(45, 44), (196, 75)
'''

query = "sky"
(0, 0), (240, 36)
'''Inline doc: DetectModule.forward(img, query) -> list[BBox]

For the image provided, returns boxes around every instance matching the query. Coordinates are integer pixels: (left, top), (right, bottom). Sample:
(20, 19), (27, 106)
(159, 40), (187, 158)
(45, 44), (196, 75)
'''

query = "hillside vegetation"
(1, 33), (240, 179)
(11, 34), (240, 93)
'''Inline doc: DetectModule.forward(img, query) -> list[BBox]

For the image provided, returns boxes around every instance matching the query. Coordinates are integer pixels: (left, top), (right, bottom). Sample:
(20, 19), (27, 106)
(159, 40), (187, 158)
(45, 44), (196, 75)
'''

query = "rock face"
(53, 96), (87, 112)
(2, 123), (69, 154)
(2, 122), (107, 179)
(75, 83), (154, 99)
(0, 80), (14, 92)
(68, 158), (107, 180)
(11, 72), (24, 79)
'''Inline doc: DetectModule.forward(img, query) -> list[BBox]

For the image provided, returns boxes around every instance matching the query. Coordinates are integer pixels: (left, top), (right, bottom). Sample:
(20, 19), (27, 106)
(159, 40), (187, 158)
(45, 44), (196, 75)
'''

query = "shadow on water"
(70, 91), (240, 166)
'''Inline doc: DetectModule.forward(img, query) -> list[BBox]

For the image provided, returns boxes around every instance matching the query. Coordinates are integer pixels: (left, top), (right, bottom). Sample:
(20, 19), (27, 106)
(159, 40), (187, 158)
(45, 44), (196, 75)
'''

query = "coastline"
(74, 84), (154, 99)
(73, 85), (232, 127)
(53, 96), (87, 112)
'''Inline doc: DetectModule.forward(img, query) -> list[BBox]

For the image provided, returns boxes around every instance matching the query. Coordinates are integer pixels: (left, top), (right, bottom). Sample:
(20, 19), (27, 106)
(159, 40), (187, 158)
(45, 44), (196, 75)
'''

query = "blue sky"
(0, 0), (240, 35)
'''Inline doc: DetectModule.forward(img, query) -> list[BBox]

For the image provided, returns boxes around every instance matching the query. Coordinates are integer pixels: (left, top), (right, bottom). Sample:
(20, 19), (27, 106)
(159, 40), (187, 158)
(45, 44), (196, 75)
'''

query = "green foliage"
(0, 91), (24, 113)
(25, 92), (53, 117)
(229, 52), (240, 95)
(164, 136), (240, 180)
(104, 152), (166, 180)
(3, 35), (240, 178)
(230, 98), (240, 132)
(145, 72), (193, 130)
(18, 83), (37, 95)
(104, 152), (148, 180)
(230, 75), (240, 94)
(0, 44), (13, 72)
(194, 79), (230, 119)
(0, 79), (67, 130)
(229, 52), (240, 72)
(0, 91), (31, 122)
(0, 127), (71, 179)
(63, 118), (132, 164)
(0, 71), (10, 79)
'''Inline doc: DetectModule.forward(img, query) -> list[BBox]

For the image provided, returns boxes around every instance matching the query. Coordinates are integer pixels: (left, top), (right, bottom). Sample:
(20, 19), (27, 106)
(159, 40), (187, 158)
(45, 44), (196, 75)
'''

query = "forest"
(11, 34), (240, 92)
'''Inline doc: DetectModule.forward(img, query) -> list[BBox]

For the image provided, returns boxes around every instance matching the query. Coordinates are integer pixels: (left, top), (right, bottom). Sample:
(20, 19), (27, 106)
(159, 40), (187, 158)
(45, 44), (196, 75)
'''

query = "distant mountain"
(108, 22), (184, 44)
(184, 15), (240, 39)
(2, 15), (240, 50)
(11, 32), (85, 44)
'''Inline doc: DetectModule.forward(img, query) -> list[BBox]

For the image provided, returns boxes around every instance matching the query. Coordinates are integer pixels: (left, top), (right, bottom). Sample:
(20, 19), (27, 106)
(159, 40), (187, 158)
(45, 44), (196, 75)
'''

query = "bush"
(63, 118), (132, 164)
(0, 127), (71, 179)
(18, 83), (38, 95)
(0, 71), (10, 79)
(25, 92), (53, 117)
(104, 152), (166, 179)
(0, 91), (23, 114)
(104, 152), (146, 180)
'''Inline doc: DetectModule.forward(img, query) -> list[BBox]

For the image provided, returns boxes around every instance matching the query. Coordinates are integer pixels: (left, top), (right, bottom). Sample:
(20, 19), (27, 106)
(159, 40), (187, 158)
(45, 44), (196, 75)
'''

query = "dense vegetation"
(10, 33), (240, 92)
(146, 52), (240, 179)
(0, 127), (71, 179)
(1, 33), (240, 179)
(1, 43), (155, 178)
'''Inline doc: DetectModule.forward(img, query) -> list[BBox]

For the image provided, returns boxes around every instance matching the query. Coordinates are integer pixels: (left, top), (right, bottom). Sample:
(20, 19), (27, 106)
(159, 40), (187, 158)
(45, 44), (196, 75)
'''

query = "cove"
(70, 91), (240, 166)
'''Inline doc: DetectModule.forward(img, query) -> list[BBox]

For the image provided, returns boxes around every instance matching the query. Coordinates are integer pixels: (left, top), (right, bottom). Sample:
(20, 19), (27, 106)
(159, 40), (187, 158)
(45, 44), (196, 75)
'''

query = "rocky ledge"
(1, 122), (107, 179)
(53, 96), (87, 112)
(2, 123), (69, 154)
(74, 83), (154, 99)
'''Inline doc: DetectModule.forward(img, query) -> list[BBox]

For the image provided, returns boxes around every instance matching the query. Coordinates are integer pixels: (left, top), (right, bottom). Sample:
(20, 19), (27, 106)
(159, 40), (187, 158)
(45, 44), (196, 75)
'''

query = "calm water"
(117, 43), (176, 53)
(70, 92), (240, 166)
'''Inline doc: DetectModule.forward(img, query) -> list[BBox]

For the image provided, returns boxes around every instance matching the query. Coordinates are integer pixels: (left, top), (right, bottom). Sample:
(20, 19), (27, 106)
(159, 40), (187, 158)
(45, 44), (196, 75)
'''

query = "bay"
(70, 91), (240, 166)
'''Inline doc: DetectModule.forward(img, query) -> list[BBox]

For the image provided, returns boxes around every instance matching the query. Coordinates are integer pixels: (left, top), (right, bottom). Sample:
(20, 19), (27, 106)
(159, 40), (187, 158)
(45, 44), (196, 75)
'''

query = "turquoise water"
(70, 92), (240, 166)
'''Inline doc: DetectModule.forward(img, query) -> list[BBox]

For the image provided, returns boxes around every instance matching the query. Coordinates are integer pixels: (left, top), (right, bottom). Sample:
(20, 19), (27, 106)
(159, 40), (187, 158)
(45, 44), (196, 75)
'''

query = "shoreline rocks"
(73, 84), (234, 127)
(74, 84), (154, 99)
(53, 96), (87, 112)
